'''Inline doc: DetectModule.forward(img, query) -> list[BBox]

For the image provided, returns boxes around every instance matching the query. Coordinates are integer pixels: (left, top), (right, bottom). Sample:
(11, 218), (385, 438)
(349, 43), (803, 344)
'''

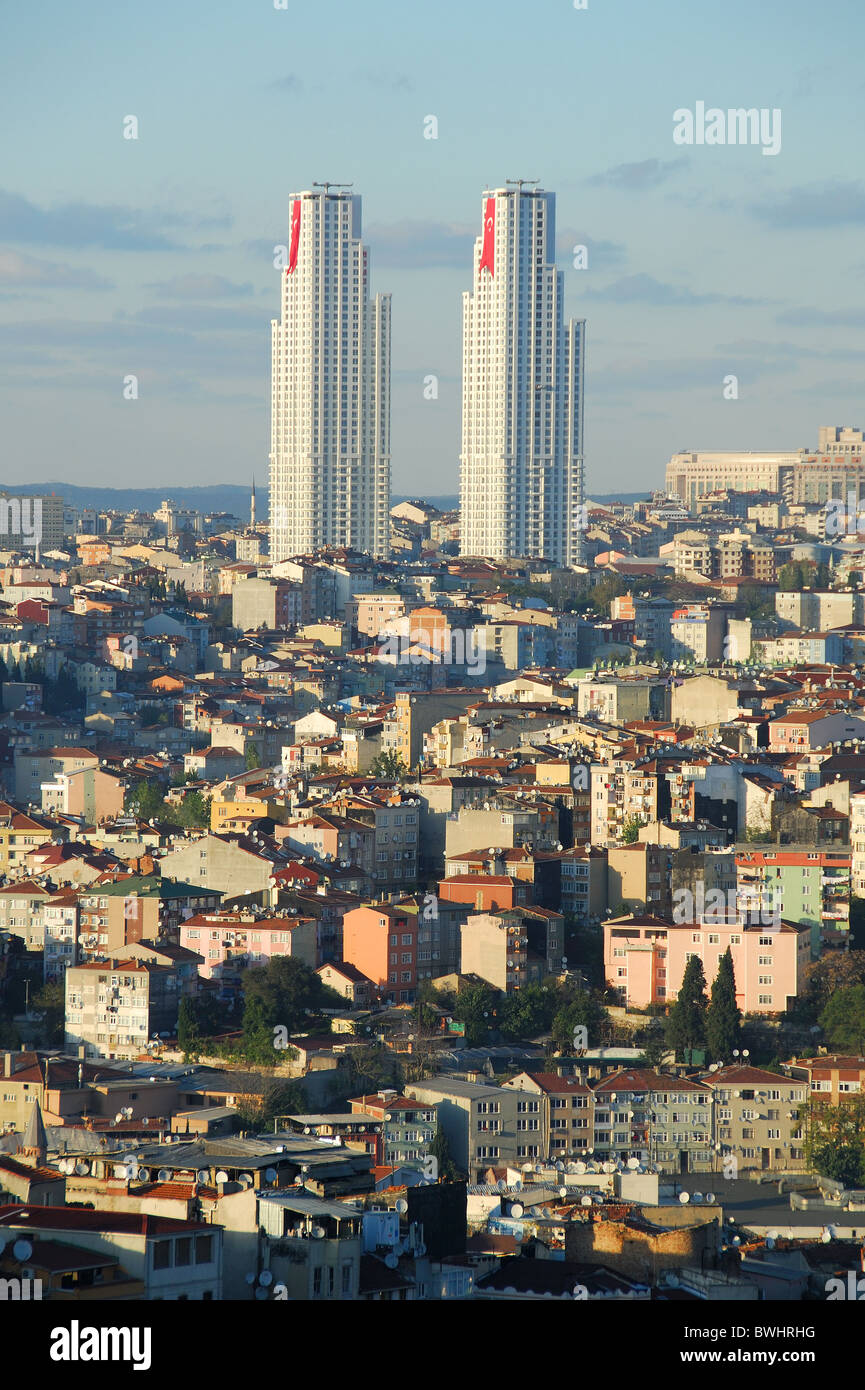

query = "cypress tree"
(706, 948), (742, 1062)
(665, 954), (708, 1061)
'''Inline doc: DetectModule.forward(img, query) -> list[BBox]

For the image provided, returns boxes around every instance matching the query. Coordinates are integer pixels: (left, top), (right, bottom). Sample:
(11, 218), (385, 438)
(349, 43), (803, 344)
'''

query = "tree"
(621, 814), (645, 845)
(242, 956), (339, 1039)
(125, 779), (167, 821)
(452, 981), (500, 1047)
(178, 996), (200, 1053)
(705, 948), (742, 1062)
(177, 791), (211, 829)
(369, 750), (410, 781)
(241, 993), (279, 1065)
(550, 992), (609, 1053)
(637, 1026), (667, 1070)
(665, 955), (708, 1060)
(805, 1097), (865, 1189)
(245, 744), (262, 771)
(498, 983), (556, 1042)
(819, 985), (865, 1054)
(428, 1125), (461, 1181)
(236, 1078), (307, 1132)
(32, 981), (64, 1047)
(799, 951), (865, 1024)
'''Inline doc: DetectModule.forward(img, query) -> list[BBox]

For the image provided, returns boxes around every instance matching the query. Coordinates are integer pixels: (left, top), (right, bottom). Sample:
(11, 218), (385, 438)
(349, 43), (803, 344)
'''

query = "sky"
(1, 0), (864, 498)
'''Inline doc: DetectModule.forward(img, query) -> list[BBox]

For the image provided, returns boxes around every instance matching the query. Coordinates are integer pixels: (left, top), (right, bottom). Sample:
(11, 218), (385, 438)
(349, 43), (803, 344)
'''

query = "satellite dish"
(254, 1286), (269, 1300)
(496, 1179), (507, 1193)
(693, 1192), (703, 1204)
(115, 1165), (128, 1180)
(575, 1161), (586, 1174)
(395, 1198), (408, 1214)
(12, 1240), (32, 1261)
(510, 1203), (524, 1218)
(115, 1113), (124, 1123)
(158, 1168), (172, 1183)
(627, 1158), (640, 1170)
(705, 1193), (716, 1204)
(123, 1153), (137, 1165)
(137, 1167), (148, 1181)
(244, 1272), (256, 1285)
(312, 1226), (326, 1240)
(259, 1270), (273, 1286)
(559, 1186), (568, 1198)
(679, 1191), (690, 1204)
(603, 1162), (616, 1174)
(766, 1237), (775, 1250)
(75, 1161), (89, 1176)
(216, 1171), (230, 1183)
(580, 1196), (592, 1207)
(264, 1168), (278, 1183)
(239, 1172), (254, 1186)
(385, 1253), (398, 1269)
(197, 1170), (209, 1184)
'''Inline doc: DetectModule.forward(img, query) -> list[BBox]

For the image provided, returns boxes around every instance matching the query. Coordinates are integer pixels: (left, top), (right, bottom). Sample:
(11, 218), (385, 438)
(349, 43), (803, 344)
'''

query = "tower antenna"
(312, 182), (354, 193)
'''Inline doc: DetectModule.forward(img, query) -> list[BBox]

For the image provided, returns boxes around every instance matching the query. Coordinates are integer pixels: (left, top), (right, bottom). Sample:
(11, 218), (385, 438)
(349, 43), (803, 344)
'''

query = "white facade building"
(269, 188), (391, 562)
(460, 184), (585, 567)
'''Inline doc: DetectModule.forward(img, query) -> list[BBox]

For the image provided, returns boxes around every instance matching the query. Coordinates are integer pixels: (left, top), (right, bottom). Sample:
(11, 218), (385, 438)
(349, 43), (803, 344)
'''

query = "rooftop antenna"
(312, 182), (354, 194)
(505, 178), (540, 190)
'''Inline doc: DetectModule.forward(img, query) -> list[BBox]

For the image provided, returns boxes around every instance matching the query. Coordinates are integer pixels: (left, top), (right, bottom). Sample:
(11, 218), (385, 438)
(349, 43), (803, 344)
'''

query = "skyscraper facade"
(460, 184), (585, 566)
(269, 188), (391, 562)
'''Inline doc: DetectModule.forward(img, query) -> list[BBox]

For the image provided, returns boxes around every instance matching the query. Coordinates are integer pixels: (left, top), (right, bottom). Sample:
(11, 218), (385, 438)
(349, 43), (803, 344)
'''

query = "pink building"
(604, 911), (810, 1015)
(180, 911), (317, 980)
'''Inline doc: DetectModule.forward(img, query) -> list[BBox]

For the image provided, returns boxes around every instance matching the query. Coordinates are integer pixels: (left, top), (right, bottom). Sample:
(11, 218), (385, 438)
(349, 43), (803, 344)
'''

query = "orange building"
(438, 874), (525, 913)
(342, 902), (418, 1004)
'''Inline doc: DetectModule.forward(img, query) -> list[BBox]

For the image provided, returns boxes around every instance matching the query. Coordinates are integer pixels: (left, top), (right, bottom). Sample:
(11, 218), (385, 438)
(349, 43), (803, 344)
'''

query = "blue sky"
(1, 0), (864, 496)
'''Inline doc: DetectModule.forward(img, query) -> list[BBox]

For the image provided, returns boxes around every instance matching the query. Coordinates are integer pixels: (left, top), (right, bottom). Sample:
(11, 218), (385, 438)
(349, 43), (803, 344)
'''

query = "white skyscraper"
(269, 188), (391, 562)
(460, 183), (585, 566)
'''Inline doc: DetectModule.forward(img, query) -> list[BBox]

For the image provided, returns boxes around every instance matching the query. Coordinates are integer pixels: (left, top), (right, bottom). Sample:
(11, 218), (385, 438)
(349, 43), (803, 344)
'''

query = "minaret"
(251, 477), (256, 529)
(18, 1095), (47, 1166)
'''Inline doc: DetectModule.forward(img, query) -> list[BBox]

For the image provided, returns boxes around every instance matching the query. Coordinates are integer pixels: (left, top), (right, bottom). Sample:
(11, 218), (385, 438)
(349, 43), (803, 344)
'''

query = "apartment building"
(699, 1064), (807, 1174)
(502, 1071), (594, 1160)
(64, 958), (191, 1060)
(593, 1069), (712, 1174)
(736, 847), (851, 950)
(669, 605), (727, 663)
(342, 901), (418, 1003)
(603, 911), (811, 1015)
(607, 843), (672, 917)
(180, 910), (317, 982)
(0, 1205), (222, 1300)
(577, 674), (670, 724)
(348, 1091), (437, 1170)
(786, 1054), (865, 1105)
(77, 876), (219, 957)
(405, 1079), (522, 1181)
(459, 907), (564, 992)
(0, 802), (56, 876)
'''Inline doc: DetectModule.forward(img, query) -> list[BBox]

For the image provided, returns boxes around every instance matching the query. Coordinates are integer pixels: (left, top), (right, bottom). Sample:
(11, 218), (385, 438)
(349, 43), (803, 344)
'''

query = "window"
(195, 1235), (213, 1264)
(153, 1242), (171, 1270)
(174, 1238), (192, 1266)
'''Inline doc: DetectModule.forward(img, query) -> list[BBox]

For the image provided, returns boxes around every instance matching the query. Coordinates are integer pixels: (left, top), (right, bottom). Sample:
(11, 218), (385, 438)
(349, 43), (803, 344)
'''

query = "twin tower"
(269, 185), (585, 567)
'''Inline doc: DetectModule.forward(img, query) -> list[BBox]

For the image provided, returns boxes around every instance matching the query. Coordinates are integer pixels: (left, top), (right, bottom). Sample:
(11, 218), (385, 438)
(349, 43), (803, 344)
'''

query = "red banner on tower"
(288, 200), (301, 274)
(479, 197), (495, 277)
